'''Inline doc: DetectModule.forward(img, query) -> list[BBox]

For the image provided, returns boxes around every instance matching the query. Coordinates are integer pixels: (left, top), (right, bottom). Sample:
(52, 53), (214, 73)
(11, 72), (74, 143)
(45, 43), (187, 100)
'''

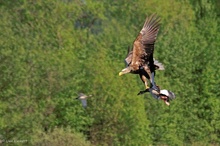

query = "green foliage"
(0, 0), (220, 145)
(32, 127), (91, 146)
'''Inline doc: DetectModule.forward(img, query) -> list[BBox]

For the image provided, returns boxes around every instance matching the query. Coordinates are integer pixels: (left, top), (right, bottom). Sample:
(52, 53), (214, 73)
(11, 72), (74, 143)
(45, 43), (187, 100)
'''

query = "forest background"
(0, 0), (220, 145)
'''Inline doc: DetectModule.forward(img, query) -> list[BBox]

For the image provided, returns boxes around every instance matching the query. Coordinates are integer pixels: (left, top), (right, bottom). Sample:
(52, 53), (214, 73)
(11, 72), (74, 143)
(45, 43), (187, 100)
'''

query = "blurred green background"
(0, 0), (220, 145)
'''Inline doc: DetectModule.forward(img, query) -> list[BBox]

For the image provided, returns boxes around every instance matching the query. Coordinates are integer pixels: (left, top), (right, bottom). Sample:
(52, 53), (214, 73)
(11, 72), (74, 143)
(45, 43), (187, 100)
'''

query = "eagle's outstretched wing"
(131, 14), (160, 67)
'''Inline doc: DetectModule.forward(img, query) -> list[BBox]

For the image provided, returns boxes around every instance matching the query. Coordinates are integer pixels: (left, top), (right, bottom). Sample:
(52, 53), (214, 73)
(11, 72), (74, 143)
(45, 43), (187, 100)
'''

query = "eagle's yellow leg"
(144, 81), (150, 89)
(143, 65), (155, 88)
(141, 75), (150, 89)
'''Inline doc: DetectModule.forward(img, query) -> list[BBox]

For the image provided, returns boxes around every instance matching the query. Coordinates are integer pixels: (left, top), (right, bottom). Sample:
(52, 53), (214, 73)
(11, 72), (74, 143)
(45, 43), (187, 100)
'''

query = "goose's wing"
(81, 99), (87, 108)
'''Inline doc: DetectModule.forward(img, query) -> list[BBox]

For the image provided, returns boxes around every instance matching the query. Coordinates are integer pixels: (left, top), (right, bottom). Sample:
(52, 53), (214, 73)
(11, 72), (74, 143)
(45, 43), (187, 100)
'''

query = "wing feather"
(81, 99), (87, 108)
(131, 14), (160, 67)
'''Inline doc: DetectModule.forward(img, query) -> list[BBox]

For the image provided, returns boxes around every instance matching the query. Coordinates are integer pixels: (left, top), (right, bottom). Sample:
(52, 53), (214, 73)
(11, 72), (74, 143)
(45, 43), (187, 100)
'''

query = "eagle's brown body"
(119, 14), (161, 93)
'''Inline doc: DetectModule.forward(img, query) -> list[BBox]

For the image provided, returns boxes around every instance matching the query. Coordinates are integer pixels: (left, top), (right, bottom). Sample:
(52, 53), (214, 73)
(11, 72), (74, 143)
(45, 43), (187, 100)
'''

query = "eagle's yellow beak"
(119, 72), (123, 76)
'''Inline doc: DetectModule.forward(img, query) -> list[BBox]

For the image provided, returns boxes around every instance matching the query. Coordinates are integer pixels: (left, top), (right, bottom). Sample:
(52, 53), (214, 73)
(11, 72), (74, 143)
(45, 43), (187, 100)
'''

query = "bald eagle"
(119, 14), (161, 94)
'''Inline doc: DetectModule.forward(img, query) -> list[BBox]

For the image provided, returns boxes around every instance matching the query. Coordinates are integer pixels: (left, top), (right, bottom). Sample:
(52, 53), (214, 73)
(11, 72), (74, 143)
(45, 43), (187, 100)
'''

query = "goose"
(76, 93), (92, 108)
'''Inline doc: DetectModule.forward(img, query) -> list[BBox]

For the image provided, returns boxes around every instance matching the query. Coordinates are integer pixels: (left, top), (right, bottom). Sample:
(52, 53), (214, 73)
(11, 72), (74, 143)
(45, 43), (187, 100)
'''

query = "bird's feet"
(137, 88), (150, 95)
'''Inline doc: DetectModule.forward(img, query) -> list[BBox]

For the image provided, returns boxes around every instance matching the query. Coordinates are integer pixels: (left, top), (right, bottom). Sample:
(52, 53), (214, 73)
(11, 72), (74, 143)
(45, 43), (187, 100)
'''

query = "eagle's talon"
(145, 86), (150, 90)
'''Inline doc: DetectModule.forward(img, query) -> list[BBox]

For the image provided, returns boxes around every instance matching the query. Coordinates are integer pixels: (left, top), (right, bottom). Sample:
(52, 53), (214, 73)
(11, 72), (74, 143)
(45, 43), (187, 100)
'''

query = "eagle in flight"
(119, 14), (162, 94)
